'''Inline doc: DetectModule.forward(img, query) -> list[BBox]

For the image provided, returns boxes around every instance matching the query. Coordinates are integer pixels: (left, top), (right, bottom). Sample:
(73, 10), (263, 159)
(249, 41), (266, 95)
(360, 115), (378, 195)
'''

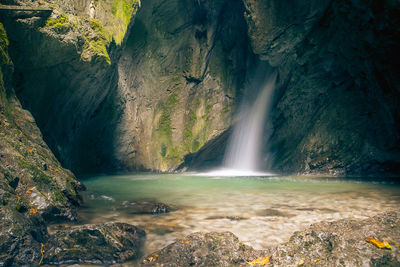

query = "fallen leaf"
(247, 256), (270, 266)
(298, 260), (305, 266)
(366, 237), (391, 249)
(29, 208), (38, 215)
(313, 258), (321, 262)
(28, 148), (34, 154)
(145, 254), (159, 262)
(180, 239), (191, 245)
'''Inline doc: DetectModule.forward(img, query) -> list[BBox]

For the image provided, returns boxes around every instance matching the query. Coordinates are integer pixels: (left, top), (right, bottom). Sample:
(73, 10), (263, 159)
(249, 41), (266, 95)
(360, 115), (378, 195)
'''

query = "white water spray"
(195, 70), (277, 177)
(221, 72), (277, 175)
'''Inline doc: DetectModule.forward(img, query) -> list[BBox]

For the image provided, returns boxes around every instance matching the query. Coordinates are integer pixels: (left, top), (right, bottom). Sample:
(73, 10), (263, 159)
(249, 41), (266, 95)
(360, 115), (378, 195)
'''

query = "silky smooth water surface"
(77, 174), (400, 255)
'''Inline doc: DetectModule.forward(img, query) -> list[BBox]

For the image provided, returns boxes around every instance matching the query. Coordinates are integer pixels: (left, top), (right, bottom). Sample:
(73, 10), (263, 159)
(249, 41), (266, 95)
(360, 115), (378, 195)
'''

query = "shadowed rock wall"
(245, 0), (400, 176)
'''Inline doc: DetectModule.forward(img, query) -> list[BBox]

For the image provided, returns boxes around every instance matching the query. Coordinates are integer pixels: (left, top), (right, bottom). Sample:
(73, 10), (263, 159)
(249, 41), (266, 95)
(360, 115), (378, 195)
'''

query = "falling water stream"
(223, 72), (277, 172)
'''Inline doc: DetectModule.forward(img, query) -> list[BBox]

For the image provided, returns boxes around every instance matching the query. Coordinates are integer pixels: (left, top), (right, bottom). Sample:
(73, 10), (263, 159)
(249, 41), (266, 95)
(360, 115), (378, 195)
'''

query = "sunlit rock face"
(101, 0), (254, 171)
(242, 0), (400, 176)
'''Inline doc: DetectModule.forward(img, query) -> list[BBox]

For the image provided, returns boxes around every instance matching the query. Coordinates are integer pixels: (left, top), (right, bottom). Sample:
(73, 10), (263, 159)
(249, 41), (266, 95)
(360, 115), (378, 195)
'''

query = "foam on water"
(191, 168), (275, 177)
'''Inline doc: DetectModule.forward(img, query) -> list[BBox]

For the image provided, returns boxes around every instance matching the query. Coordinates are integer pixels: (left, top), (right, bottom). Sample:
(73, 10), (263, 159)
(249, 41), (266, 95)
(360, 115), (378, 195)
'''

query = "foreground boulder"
(140, 232), (265, 266)
(44, 222), (146, 265)
(120, 199), (172, 215)
(141, 212), (400, 266)
(269, 212), (400, 266)
(0, 182), (48, 265)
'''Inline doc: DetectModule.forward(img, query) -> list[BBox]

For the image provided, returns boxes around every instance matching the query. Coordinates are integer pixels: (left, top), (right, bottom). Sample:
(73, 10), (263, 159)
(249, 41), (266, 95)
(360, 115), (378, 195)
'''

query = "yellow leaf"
(366, 237), (392, 249)
(145, 254), (159, 262)
(247, 256), (270, 266)
(39, 243), (45, 265)
(16, 195), (21, 210)
(28, 148), (34, 154)
(298, 260), (305, 266)
(313, 258), (321, 262)
(29, 208), (38, 215)
(180, 239), (191, 245)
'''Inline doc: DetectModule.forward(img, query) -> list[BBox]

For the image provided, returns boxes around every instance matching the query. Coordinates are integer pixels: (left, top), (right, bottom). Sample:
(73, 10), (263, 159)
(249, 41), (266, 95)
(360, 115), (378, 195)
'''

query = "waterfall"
(222, 72), (277, 174)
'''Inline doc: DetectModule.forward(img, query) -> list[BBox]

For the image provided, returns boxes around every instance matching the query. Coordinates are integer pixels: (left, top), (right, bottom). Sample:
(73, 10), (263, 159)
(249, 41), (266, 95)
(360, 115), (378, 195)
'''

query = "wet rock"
(296, 207), (337, 213)
(45, 222), (146, 265)
(121, 199), (172, 215)
(145, 221), (186, 236)
(269, 212), (400, 266)
(140, 212), (400, 266)
(257, 208), (294, 217)
(140, 232), (266, 266)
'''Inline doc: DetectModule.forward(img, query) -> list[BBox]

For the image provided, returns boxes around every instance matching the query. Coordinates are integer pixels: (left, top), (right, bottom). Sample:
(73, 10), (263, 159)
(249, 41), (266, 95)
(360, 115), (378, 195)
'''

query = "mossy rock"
(45, 14), (73, 34)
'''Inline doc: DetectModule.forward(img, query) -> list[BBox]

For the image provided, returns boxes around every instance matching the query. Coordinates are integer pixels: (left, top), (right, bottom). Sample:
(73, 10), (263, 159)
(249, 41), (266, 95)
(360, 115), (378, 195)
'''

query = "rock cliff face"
(186, 0), (400, 176)
(114, 0), (253, 171)
(2, 0), (256, 172)
(1, 0), (400, 176)
(1, 0), (140, 173)
(0, 22), (83, 265)
(242, 0), (400, 176)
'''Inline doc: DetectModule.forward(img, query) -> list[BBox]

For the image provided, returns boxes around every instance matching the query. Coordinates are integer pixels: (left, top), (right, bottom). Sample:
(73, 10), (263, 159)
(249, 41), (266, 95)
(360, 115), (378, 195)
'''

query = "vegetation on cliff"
(39, 0), (140, 64)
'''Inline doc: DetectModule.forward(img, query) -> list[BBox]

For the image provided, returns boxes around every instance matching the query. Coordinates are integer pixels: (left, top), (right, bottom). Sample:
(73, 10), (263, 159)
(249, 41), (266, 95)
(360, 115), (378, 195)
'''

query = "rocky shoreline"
(137, 211), (400, 267)
(15, 211), (399, 266)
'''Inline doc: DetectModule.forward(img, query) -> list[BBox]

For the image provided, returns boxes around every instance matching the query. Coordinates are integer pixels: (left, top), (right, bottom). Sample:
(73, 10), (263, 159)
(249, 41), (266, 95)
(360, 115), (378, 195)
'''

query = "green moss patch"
(109, 0), (141, 44)
(158, 93), (179, 138)
(45, 14), (72, 34)
(83, 19), (111, 64)
(0, 23), (9, 48)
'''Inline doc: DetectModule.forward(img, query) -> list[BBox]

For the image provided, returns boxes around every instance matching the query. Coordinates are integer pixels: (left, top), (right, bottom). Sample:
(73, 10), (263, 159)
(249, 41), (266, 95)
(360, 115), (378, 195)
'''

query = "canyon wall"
(1, 0), (399, 176)
(113, 0), (254, 171)
(0, 21), (83, 265)
(1, 0), (141, 173)
(243, 0), (400, 175)
(186, 0), (400, 176)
